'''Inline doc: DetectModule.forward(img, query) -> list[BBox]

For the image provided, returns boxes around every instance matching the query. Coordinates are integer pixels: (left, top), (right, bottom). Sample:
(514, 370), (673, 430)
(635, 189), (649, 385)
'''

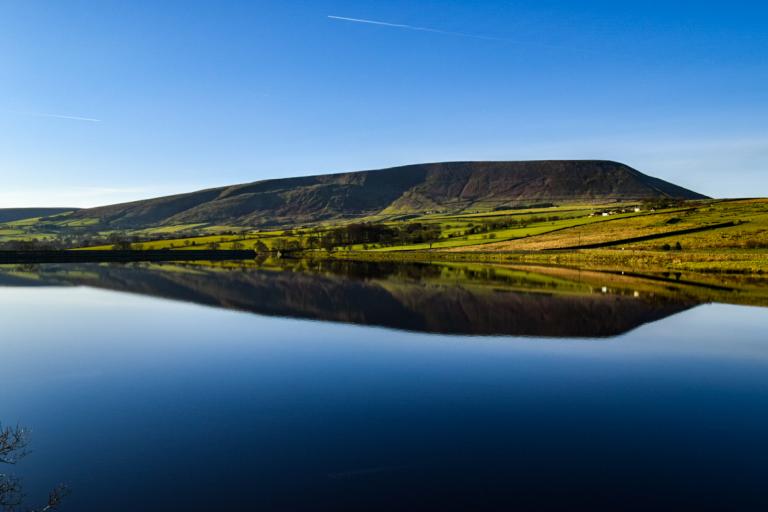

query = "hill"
(58, 161), (706, 229)
(0, 208), (77, 223)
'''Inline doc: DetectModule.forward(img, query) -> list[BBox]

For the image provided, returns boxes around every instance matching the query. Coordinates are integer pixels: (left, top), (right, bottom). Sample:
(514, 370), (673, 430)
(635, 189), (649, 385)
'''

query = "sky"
(0, 0), (766, 207)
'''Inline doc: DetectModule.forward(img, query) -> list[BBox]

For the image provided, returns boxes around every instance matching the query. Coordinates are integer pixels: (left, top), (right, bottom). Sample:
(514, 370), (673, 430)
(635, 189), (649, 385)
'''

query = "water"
(1, 261), (767, 511)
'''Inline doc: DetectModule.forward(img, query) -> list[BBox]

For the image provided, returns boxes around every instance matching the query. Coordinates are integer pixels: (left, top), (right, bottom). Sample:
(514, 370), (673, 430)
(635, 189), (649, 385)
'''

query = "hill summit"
(65, 160), (707, 228)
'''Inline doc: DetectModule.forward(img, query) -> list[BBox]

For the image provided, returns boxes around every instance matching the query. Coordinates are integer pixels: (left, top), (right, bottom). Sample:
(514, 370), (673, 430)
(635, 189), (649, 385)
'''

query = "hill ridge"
(62, 160), (707, 228)
(0, 208), (79, 223)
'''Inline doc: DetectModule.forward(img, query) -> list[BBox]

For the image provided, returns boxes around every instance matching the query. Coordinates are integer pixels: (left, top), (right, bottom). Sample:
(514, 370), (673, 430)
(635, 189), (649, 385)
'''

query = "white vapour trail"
(29, 112), (102, 122)
(327, 15), (508, 42)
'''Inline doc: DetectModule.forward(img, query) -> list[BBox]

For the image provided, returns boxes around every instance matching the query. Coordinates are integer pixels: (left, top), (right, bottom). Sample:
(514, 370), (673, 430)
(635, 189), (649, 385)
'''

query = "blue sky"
(1, 0), (766, 207)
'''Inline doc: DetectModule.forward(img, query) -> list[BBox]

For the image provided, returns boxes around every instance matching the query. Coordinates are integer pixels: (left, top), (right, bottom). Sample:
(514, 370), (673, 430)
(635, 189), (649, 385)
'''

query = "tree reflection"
(0, 424), (67, 511)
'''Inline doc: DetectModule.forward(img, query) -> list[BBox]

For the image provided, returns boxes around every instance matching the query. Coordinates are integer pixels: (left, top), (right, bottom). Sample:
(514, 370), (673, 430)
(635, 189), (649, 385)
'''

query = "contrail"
(28, 112), (102, 123)
(327, 15), (508, 42)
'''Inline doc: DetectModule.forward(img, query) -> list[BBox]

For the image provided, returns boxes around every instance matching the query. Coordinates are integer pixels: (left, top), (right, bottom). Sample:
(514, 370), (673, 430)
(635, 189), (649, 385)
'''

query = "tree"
(1, 423), (68, 511)
(0, 425), (26, 465)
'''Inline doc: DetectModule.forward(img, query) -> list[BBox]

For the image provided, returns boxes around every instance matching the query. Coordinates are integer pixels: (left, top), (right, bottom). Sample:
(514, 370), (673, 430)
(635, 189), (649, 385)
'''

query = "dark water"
(1, 261), (768, 511)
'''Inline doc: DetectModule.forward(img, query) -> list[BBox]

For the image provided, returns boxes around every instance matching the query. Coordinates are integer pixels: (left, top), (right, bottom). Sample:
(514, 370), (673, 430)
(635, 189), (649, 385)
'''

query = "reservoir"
(2, 261), (767, 510)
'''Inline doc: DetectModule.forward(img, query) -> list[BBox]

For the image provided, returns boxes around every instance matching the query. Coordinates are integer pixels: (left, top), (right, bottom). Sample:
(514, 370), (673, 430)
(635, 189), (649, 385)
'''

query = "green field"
(2, 198), (767, 274)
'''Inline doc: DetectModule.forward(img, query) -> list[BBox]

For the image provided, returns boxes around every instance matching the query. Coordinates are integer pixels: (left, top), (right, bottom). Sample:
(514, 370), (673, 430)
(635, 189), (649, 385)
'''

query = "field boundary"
(545, 221), (739, 250)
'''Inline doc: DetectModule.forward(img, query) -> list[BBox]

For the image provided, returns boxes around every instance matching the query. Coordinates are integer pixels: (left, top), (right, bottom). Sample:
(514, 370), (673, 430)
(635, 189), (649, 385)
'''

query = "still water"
(1, 261), (767, 511)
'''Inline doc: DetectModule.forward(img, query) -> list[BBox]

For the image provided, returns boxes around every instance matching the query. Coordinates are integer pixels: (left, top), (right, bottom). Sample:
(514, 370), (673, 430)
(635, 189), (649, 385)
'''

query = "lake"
(1, 260), (768, 511)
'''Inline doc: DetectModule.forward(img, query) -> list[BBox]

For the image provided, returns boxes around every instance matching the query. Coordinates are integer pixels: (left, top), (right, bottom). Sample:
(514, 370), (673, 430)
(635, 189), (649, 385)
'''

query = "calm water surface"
(1, 262), (767, 511)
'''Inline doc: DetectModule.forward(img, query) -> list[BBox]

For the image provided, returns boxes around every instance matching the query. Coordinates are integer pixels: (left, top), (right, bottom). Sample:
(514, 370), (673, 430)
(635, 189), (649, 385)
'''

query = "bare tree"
(0, 424), (68, 511)
(0, 425), (27, 465)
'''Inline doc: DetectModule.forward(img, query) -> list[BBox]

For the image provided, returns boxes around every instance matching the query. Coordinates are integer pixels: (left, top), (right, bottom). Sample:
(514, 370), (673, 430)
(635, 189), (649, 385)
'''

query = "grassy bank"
(2, 198), (766, 275)
(315, 247), (767, 273)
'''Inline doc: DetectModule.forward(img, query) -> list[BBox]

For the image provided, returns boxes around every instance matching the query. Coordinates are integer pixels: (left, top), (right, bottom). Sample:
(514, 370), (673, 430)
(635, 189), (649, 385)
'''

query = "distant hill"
(0, 208), (77, 223)
(60, 160), (707, 228)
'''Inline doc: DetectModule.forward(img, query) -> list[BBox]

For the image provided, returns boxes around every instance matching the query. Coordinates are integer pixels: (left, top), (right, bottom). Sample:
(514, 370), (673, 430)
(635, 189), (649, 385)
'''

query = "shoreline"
(1, 247), (766, 276)
(311, 248), (768, 275)
(0, 249), (256, 264)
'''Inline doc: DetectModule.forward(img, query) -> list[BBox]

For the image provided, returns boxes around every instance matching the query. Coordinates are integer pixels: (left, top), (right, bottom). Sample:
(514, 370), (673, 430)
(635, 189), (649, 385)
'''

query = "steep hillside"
(60, 160), (707, 229)
(0, 208), (77, 223)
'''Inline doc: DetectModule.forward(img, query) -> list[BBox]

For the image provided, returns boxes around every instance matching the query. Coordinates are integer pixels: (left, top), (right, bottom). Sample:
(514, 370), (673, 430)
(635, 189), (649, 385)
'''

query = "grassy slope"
(3, 197), (767, 274)
(0, 208), (77, 223)
(448, 199), (768, 252)
(330, 199), (768, 273)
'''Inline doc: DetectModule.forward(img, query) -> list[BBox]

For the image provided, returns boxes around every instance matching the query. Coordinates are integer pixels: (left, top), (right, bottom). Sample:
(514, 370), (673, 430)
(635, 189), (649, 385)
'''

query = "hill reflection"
(1, 259), (760, 337)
